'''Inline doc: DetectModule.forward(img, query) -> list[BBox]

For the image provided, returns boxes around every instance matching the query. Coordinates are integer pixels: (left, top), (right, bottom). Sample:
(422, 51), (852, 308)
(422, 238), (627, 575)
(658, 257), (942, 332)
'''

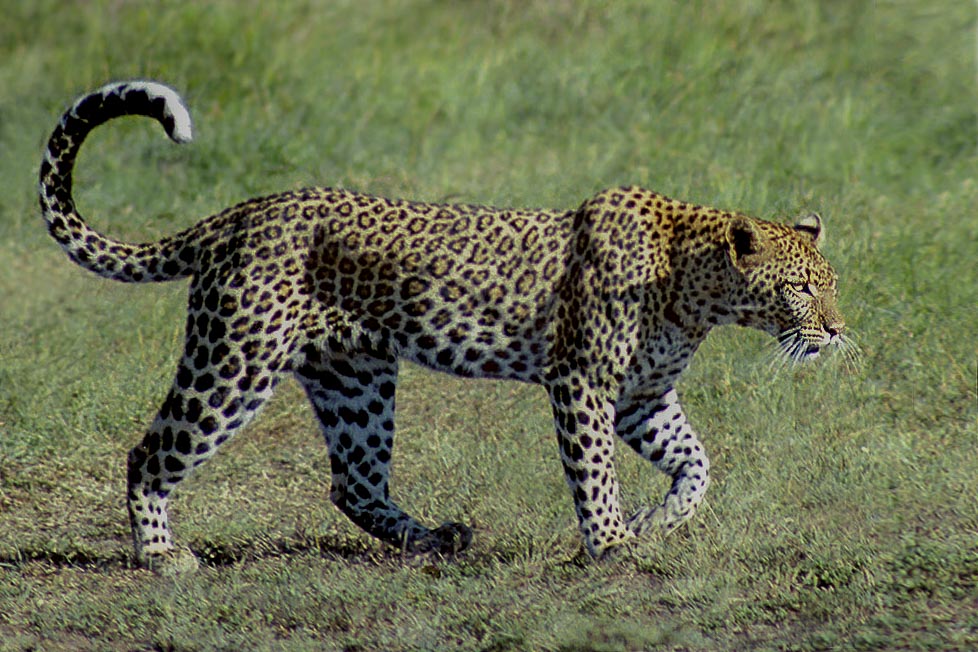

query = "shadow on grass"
(0, 529), (482, 573)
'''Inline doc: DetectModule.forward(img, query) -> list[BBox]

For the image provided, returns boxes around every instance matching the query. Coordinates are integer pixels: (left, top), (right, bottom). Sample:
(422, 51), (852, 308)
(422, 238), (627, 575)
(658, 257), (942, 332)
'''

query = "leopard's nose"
(825, 321), (845, 338)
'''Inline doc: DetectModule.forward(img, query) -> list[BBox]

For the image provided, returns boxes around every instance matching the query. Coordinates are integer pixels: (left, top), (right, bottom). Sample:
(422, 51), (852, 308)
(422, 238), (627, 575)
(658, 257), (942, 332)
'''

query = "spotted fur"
(39, 82), (847, 572)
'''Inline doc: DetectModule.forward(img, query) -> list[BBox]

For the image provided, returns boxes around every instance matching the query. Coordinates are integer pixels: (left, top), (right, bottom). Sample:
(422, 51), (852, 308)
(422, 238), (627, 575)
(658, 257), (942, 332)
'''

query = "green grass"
(2, 0), (977, 650)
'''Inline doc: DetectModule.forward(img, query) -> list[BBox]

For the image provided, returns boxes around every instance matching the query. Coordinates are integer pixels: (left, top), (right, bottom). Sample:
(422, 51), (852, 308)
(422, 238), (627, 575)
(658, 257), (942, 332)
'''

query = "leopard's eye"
(787, 280), (817, 298)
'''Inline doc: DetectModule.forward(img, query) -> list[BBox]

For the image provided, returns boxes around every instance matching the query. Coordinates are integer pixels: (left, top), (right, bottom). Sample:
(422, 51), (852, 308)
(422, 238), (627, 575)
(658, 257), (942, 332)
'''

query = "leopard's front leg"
(614, 387), (711, 537)
(546, 372), (634, 557)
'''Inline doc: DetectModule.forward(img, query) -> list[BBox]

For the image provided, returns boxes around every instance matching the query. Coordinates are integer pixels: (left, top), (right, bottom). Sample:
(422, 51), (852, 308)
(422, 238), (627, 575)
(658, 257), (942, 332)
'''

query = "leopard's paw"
(142, 546), (200, 577)
(410, 522), (473, 555)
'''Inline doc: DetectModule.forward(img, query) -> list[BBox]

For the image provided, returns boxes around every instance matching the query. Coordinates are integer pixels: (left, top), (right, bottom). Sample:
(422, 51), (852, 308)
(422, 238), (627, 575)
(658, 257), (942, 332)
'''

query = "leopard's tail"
(39, 81), (197, 282)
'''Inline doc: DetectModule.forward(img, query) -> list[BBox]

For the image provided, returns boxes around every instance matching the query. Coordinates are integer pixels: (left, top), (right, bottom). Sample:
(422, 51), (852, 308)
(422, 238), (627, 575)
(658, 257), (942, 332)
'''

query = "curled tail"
(39, 81), (197, 282)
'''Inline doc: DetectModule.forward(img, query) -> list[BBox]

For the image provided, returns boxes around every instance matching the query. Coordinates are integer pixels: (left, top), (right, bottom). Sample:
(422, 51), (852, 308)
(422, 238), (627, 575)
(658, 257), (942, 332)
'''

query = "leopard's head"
(724, 213), (847, 363)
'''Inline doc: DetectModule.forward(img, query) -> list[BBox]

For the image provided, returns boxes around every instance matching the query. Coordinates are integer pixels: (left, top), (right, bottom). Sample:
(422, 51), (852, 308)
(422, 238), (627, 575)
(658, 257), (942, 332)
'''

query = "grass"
(1, 0), (977, 649)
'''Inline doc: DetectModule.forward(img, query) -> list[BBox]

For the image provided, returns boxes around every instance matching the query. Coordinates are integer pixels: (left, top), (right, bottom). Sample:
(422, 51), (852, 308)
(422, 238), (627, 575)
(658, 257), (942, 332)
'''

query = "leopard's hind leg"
(127, 295), (286, 573)
(294, 346), (471, 554)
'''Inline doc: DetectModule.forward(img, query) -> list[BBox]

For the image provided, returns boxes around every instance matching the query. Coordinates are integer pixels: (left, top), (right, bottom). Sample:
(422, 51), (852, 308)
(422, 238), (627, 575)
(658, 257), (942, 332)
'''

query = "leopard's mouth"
(776, 328), (825, 363)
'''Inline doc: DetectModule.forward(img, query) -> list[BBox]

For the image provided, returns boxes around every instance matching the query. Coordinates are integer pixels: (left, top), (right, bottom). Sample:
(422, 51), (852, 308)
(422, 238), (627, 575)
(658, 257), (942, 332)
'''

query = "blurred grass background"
(1, 1), (976, 650)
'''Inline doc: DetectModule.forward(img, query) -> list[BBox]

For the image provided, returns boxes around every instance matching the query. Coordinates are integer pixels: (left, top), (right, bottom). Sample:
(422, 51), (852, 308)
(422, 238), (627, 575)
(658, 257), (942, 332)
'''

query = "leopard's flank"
(39, 82), (848, 573)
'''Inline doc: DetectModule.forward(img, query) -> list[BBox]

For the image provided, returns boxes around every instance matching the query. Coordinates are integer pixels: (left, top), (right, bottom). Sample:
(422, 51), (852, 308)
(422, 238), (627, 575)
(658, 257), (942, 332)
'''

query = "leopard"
(38, 81), (848, 574)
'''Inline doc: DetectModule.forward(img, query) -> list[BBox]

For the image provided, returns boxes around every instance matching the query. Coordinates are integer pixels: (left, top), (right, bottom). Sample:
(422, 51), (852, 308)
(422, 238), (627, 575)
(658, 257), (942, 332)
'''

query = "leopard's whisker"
(838, 333), (864, 372)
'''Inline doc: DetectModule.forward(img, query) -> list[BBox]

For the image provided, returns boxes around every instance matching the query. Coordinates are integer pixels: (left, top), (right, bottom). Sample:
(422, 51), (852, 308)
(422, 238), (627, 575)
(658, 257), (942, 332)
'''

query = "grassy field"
(1, 0), (976, 649)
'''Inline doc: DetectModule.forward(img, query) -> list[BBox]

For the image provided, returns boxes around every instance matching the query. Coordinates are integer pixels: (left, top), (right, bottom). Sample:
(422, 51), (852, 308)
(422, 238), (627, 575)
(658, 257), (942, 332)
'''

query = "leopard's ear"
(726, 216), (768, 269)
(793, 212), (823, 248)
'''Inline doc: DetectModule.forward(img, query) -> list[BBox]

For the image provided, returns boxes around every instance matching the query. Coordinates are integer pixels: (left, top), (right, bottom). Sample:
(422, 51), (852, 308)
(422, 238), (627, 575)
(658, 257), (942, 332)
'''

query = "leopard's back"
(191, 187), (575, 382)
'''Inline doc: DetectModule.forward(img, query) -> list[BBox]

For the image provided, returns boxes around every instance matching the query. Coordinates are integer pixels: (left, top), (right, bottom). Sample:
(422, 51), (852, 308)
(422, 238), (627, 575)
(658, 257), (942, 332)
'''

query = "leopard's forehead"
(756, 220), (838, 285)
